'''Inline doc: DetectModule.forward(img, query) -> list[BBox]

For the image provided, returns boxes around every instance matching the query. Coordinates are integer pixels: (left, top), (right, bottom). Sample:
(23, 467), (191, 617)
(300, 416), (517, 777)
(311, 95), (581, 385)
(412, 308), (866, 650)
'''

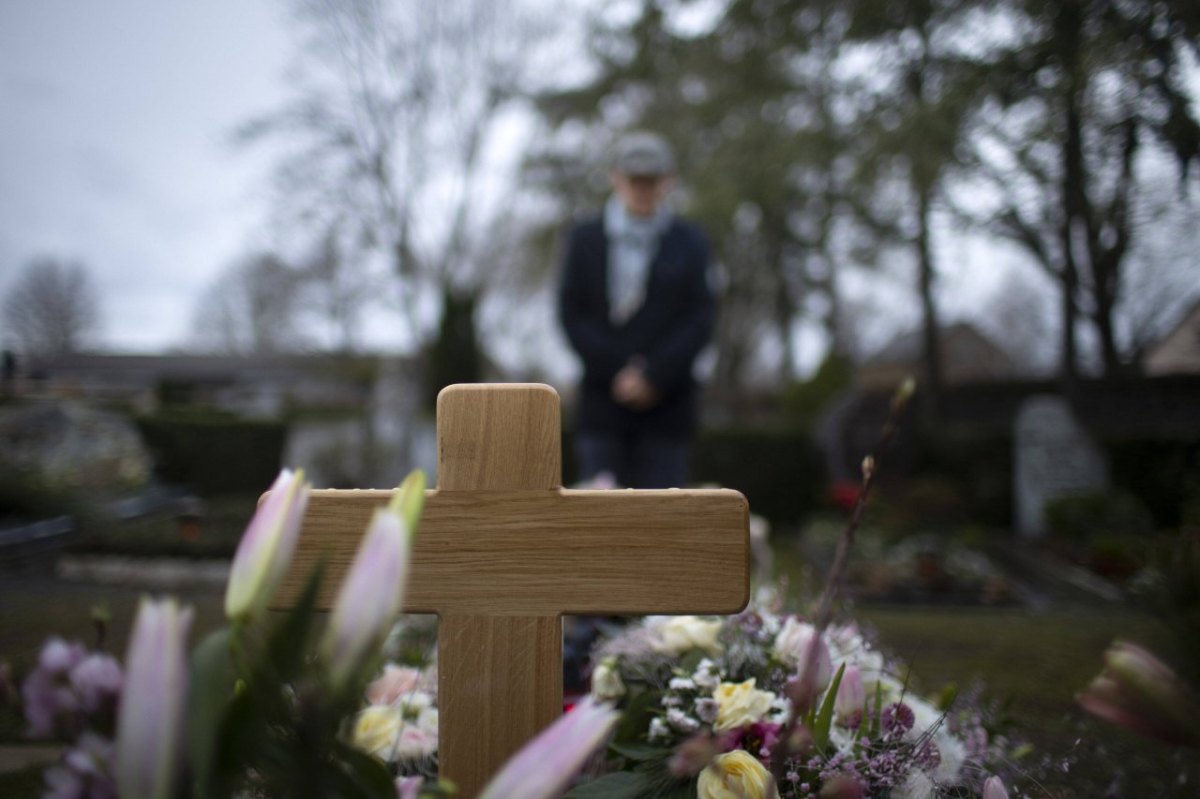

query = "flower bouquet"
(572, 604), (1017, 799)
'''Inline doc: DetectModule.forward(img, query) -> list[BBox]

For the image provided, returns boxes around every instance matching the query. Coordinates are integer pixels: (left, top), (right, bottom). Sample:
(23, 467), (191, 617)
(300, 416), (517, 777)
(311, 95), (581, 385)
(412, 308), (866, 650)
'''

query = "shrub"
(135, 412), (287, 497)
(1043, 490), (1155, 544)
(691, 426), (826, 525)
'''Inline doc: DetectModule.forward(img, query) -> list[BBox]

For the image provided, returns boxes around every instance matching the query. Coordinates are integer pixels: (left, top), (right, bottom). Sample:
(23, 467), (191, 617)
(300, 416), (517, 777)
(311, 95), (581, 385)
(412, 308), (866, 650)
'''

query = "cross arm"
(273, 487), (750, 616)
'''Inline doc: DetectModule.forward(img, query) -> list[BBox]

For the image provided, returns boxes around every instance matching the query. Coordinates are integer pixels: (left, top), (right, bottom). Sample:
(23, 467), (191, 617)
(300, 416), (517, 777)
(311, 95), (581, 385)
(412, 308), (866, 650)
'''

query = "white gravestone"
(1014, 395), (1109, 537)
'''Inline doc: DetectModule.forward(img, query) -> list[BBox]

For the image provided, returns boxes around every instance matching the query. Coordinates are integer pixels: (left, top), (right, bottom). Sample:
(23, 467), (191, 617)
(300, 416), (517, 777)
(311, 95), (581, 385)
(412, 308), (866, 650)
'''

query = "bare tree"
(239, 0), (561, 350)
(191, 253), (309, 355)
(3, 257), (100, 357)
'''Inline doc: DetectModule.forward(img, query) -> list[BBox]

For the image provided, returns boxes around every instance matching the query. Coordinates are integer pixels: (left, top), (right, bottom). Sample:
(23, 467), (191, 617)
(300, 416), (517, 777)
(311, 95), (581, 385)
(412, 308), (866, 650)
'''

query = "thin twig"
(771, 377), (915, 788)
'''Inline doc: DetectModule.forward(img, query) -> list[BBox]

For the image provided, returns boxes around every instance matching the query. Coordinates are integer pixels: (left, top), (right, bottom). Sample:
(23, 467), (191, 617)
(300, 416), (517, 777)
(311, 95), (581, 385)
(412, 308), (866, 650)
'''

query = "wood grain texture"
(270, 384), (750, 798)
(437, 383), (560, 491)
(274, 488), (750, 614)
(438, 614), (562, 797)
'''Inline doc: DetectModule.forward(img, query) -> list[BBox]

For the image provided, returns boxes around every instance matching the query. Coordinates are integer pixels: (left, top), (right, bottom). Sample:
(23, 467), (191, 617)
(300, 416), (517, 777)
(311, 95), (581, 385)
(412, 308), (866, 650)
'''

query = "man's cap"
(614, 132), (676, 176)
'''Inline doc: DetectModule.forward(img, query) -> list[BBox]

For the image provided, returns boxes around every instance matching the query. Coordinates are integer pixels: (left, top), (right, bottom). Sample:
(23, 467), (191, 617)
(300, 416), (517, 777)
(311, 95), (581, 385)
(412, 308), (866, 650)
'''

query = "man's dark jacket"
(559, 213), (715, 439)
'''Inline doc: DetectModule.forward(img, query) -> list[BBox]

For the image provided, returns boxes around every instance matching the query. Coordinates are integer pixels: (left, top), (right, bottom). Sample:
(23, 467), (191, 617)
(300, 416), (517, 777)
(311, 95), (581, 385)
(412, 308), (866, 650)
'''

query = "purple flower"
(40, 638), (88, 675)
(115, 597), (192, 799)
(881, 702), (915, 736)
(43, 732), (117, 799)
(69, 654), (123, 714)
(23, 638), (90, 736)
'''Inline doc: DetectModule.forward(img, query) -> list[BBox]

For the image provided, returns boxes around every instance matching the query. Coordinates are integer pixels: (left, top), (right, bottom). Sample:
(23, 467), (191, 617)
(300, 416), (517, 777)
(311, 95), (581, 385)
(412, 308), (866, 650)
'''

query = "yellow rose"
(714, 679), (776, 731)
(697, 750), (780, 799)
(352, 705), (403, 758)
(651, 616), (724, 656)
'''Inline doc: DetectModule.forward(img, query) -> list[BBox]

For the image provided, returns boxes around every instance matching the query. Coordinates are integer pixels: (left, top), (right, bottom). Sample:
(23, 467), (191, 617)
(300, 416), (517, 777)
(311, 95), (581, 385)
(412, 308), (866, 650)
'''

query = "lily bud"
(834, 664), (865, 726)
(982, 776), (1009, 799)
(115, 598), (193, 799)
(321, 471), (425, 691)
(1077, 640), (1200, 747)
(225, 469), (310, 621)
(479, 697), (618, 799)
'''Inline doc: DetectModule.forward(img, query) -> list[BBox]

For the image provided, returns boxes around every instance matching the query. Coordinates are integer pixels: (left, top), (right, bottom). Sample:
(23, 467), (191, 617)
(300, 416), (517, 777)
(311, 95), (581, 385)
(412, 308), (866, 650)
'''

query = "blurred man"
(558, 131), (715, 488)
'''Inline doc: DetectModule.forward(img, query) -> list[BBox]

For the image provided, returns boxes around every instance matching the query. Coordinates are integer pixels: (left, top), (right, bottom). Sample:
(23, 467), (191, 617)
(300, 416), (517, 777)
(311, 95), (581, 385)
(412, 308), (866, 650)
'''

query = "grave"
(272, 383), (750, 796)
(1013, 394), (1109, 537)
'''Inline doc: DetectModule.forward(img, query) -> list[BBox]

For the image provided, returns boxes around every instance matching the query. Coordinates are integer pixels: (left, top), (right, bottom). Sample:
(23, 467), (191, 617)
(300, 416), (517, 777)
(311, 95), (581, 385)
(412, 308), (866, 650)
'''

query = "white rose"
(591, 657), (626, 701)
(650, 616), (724, 657)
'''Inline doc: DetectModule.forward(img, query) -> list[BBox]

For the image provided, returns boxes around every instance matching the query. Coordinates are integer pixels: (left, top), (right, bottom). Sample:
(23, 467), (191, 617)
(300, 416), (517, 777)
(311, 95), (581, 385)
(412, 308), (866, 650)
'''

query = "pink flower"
(1077, 640), (1200, 747)
(225, 468), (310, 620)
(395, 776), (424, 799)
(834, 664), (865, 726)
(774, 618), (833, 708)
(322, 470), (425, 691)
(367, 665), (423, 706)
(982, 775), (1009, 799)
(478, 697), (619, 799)
(115, 597), (192, 799)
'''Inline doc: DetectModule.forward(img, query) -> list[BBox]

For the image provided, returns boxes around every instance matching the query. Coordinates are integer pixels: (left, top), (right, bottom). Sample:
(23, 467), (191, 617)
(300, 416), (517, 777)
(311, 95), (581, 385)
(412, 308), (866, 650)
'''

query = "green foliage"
(1043, 490), (1155, 544)
(135, 412), (286, 496)
(691, 426), (826, 525)
(1137, 532), (1200, 686)
(423, 287), (483, 414)
(1108, 439), (1199, 529)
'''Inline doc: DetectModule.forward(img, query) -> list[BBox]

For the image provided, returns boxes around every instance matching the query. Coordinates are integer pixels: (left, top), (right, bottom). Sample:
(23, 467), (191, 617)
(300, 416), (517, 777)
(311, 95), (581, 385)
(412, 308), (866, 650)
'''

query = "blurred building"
(857, 322), (1019, 390)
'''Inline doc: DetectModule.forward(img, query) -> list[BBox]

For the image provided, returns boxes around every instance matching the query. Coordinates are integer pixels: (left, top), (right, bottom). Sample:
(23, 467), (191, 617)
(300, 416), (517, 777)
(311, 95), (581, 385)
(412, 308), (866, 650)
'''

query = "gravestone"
(273, 383), (750, 797)
(1013, 395), (1109, 537)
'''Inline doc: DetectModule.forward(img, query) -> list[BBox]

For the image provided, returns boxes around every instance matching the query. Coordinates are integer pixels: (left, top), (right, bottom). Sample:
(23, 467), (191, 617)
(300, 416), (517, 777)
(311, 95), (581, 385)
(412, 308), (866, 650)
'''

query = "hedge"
(559, 425), (826, 525)
(690, 427), (826, 525)
(135, 412), (287, 497)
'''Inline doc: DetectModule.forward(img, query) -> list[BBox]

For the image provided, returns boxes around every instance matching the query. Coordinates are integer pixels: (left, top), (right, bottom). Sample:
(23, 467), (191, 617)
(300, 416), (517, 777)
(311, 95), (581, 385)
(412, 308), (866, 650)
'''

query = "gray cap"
(614, 131), (676, 176)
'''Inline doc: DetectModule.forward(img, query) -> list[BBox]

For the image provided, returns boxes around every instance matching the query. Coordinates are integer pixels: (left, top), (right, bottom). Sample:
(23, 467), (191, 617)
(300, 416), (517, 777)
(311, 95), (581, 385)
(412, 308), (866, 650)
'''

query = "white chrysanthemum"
(894, 769), (935, 799)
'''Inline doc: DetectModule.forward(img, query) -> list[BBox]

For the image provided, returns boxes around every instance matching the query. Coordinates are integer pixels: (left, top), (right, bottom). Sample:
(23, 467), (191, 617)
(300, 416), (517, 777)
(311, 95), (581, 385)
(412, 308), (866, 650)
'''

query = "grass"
(859, 605), (1197, 797)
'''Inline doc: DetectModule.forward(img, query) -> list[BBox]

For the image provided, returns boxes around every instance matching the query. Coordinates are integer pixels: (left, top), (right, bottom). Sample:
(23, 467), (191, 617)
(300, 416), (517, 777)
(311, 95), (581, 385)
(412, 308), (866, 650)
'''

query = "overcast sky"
(1, 1), (296, 352)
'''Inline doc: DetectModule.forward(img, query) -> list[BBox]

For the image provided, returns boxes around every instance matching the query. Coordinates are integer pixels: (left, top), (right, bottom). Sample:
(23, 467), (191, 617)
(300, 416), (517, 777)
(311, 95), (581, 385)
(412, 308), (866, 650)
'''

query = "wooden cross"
(274, 384), (749, 797)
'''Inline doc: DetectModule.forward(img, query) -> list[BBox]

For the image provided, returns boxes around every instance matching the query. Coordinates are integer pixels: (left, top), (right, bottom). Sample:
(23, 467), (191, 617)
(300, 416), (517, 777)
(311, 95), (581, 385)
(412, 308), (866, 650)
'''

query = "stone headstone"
(1013, 395), (1108, 537)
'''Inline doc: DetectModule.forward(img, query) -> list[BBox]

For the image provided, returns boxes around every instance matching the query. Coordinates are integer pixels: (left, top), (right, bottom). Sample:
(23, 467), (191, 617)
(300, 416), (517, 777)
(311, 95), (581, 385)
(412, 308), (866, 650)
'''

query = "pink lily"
(982, 775), (1009, 799)
(834, 664), (864, 726)
(478, 697), (619, 799)
(321, 470), (425, 690)
(114, 597), (193, 799)
(224, 468), (310, 620)
(1077, 640), (1200, 747)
